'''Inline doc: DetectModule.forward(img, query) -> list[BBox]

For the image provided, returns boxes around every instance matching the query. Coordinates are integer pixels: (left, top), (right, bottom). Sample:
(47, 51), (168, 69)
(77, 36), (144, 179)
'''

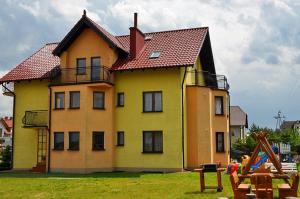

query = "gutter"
(181, 67), (187, 170)
(228, 94), (231, 161)
(48, 87), (52, 173)
(1, 83), (15, 170)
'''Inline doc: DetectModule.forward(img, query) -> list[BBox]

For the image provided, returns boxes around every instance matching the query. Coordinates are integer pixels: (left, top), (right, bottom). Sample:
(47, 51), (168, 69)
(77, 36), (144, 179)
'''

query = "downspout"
(228, 93), (231, 161)
(1, 83), (15, 170)
(181, 67), (187, 170)
(48, 87), (52, 173)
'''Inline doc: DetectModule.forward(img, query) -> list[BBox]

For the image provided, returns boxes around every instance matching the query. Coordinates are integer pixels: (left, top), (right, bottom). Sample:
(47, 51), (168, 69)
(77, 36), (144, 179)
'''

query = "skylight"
(149, 51), (161, 59)
(145, 35), (153, 41)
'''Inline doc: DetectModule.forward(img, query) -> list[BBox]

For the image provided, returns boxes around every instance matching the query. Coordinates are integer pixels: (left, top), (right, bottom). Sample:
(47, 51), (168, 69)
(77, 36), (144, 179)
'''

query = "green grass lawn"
(0, 171), (299, 199)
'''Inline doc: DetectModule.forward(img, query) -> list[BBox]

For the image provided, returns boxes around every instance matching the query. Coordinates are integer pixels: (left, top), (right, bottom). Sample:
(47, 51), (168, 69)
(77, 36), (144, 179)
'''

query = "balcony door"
(37, 128), (47, 164)
(91, 57), (101, 81)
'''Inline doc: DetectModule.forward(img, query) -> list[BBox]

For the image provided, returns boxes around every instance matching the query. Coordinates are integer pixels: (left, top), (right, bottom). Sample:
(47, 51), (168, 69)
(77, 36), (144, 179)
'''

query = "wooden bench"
(278, 173), (299, 199)
(230, 171), (251, 199)
(265, 163), (298, 173)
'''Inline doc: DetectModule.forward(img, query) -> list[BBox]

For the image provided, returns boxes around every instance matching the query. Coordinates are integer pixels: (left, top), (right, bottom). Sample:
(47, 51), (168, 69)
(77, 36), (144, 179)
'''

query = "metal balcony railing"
(187, 71), (230, 90)
(2, 82), (14, 96)
(50, 66), (113, 85)
(22, 110), (48, 127)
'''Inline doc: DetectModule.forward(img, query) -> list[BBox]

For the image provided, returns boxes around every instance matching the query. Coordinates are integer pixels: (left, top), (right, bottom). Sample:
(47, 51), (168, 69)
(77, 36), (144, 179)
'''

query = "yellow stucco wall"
(115, 68), (183, 170)
(14, 80), (49, 169)
(186, 86), (229, 168)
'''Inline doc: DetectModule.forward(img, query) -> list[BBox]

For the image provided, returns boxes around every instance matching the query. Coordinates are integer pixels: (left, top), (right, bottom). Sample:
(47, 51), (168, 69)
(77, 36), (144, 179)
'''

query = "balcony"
(50, 66), (113, 85)
(186, 71), (229, 90)
(22, 110), (48, 127)
(2, 82), (14, 96)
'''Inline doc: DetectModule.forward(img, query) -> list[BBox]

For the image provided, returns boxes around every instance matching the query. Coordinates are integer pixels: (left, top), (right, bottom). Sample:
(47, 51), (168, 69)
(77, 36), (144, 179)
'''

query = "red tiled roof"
(0, 19), (209, 82)
(1, 117), (13, 133)
(53, 15), (128, 56)
(113, 27), (208, 70)
(0, 43), (59, 82)
(88, 17), (128, 53)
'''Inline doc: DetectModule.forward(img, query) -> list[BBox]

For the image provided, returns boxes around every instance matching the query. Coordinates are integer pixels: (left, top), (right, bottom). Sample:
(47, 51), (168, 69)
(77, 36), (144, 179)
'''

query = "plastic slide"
(251, 154), (269, 170)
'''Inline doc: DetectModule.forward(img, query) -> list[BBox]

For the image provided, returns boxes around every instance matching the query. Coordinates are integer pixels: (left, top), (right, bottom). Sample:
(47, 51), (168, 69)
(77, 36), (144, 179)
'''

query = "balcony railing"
(22, 110), (48, 127)
(50, 66), (113, 85)
(187, 71), (230, 90)
(2, 82), (14, 96)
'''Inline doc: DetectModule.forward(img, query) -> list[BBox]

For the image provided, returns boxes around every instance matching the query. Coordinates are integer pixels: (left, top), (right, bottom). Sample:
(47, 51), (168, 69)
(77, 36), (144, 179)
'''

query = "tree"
(0, 145), (12, 168)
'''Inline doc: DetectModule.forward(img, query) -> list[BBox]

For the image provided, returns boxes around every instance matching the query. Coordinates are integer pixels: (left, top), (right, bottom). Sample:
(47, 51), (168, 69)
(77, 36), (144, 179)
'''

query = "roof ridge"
(116, 27), (209, 38)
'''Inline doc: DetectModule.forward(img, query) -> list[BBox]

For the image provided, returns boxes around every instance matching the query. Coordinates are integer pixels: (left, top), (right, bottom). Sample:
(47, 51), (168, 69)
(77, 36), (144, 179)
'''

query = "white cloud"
(0, 70), (13, 117)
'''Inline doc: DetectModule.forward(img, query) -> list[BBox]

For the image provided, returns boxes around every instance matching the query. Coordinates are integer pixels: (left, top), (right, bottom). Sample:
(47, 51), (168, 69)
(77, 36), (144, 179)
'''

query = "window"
(93, 91), (105, 109)
(149, 51), (161, 59)
(77, 58), (86, 75)
(91, 57), (101, 81)
(117, 92), (124, 107)
(215, 96), (224, 115)
(145, 35), (153, 41)
(54, 132), (64, 150)
(0, 128), (2, 137)
(143, 91), (162, 112)
(143, 131), (163, 153)
(117, 131), (124, 146)
(55, 92), (65, 109)
(69, 91), (80, 109)
(69, 132), (79, 150)
(216, 132), (224, 152)
(92, 132), (104, 150)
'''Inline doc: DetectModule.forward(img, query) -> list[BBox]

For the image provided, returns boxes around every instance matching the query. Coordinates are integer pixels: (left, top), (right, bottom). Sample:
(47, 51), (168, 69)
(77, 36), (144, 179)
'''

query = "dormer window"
(149, 51), (161, 59)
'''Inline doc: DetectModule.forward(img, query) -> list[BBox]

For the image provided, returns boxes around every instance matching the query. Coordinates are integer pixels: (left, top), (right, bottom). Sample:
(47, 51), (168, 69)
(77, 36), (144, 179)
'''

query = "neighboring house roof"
(230, 106), (248, 127)
(0, 43), (59, 83)
(0, 14), (210, 82)
(0, 117), (13, 134)
(53, 14), (128, 56)
(280, 120), (300, 130)
(113, 27), (208, 70)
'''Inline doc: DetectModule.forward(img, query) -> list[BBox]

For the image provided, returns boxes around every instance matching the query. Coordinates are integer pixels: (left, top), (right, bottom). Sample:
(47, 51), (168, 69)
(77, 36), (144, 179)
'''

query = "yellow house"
(0, 12), (230, 173)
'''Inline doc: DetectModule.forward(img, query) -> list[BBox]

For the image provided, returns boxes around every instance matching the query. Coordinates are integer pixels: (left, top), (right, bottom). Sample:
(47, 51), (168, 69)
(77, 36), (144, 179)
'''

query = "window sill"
(76, 73), (86, 75)
(116, 144), (124, 147)
(215, 114), (225, 116)
(53, 108), (65, 110)
(92, 148), (105, 151)
(117, 105), (124, 107)
(52, 149), (64, 151)
(142, 151), (163, 154)
(93, 107), (105, 110)
(68, 149), (79, 151)
(142, 111), (163, 113)
(216, 151), (225, 153)
(68, 107), (80, 110)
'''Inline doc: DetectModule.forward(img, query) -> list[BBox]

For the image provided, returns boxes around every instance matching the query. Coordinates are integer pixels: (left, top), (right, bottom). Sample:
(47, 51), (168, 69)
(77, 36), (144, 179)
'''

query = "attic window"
(149, 51), (161, 59)
(145, 35), (153, 41)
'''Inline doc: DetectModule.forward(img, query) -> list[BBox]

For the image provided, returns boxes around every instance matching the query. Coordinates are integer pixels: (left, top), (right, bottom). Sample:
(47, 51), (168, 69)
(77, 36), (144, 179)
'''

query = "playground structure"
(229, 131), (299, 199)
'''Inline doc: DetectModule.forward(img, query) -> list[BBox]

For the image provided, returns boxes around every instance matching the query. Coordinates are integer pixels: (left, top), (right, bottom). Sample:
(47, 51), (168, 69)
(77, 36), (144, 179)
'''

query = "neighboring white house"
(230, 106), (248, 146)
(0, 116), (13, 148)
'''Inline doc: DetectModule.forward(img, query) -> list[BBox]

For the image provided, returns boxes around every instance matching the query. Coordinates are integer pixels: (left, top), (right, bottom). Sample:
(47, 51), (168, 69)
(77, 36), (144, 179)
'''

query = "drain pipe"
(181, 67), (187, 170)
(47, 87), (52, 173)
(1, 82), (15, 170)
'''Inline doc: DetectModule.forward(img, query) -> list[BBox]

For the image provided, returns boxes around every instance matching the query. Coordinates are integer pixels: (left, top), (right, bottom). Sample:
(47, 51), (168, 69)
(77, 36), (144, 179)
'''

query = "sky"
(0, 0), (300, 128)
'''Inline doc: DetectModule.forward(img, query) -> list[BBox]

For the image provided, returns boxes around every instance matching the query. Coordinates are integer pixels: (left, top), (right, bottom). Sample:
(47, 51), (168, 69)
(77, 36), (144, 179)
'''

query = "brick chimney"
(130, 13), (145, 59)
